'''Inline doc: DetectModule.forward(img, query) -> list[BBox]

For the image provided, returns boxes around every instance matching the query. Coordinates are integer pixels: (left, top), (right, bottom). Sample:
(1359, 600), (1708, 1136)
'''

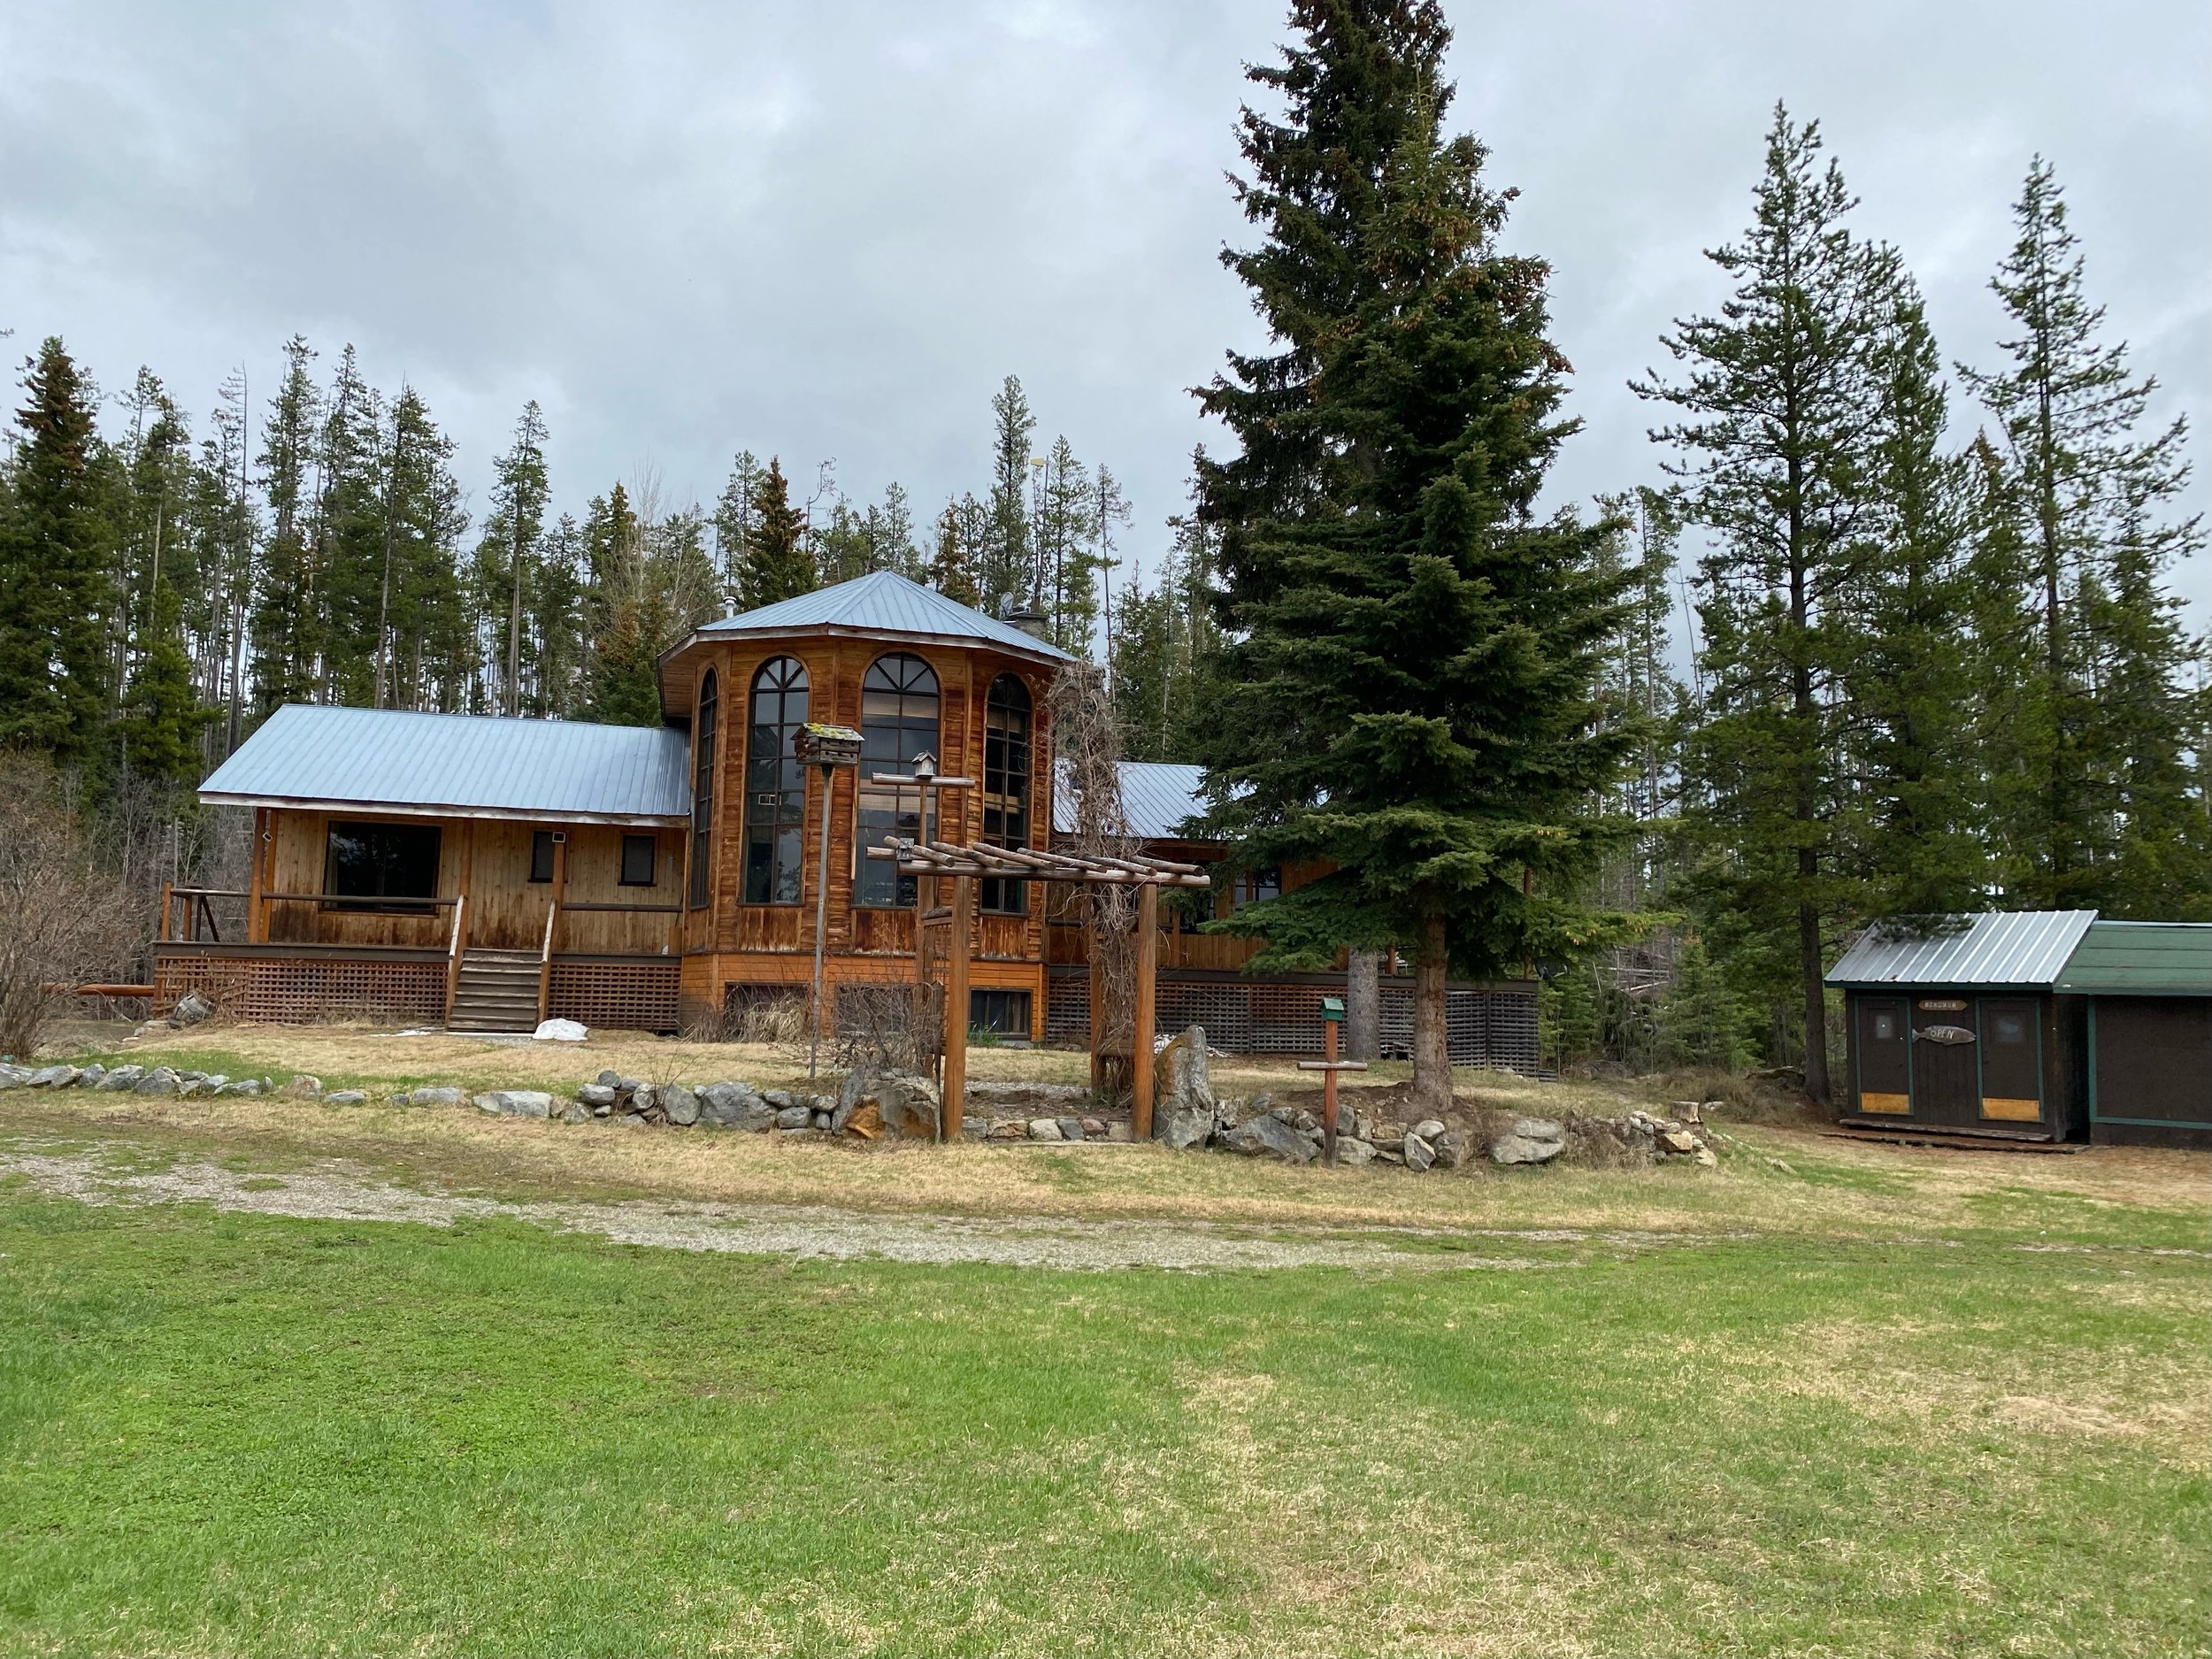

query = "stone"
(1056, 1116), (1085, 1142)
(560, 1100), (592, 1124)
(1105, 1121), (1132, 1143)
(578, 1082), (618, 1108)
(0, 1064), (31, 1090)
(196, 1075), (228, 1094)
(834, 1068), (939, 1137)
(1079, 1117), (1106, 1140)
(27, 1064), (81, 1088)
(632, 1083), (657, 1114)
(169, 989), (212, 1026)
(285, 1075), (323, 1098)
(134, 1067), (181, 1096)
(595, 1069), (621, 1086)
(1162, 1103), (1214, 1151)
(987, 1118), (1028, 1140)
(78, 1063), (104, 1087)
(700, 1081), (775, 1131)
(1412, 1118), (1447, 1142)
(409, 1086), (463, 1107)
(1434, 1128), (1473, 1170)
(1027, 1117), (1064, 1142)
(1334, 1137), (1378, 1167)
(1658, 1129), (1699, 1156)
(473, 1090), (552, 1118)
(810, 1110), (832, 1131)
(325, 1090), (367, 1106)
(1353, 1113), (1377, 1142)
(1489, 1115), (1567, 1166)
(179, 1071), (205, 1083)
(229, 1078), (263, 1096)
(1156, 1025), (1213, 1120)
(843, 1102), (883, 1140)
(619, 1111), (647, 1128)
(774, 1105), (812, 1130)
(1402, 1132), (1436, 1172)
(1219, 1114), (1317, 1164)
(1375, 1145), (1405, 1164)
(764, 1088), (795, 1109)
(1692, 1146), (1718, 1169)
(661, 1083), (700, 1126)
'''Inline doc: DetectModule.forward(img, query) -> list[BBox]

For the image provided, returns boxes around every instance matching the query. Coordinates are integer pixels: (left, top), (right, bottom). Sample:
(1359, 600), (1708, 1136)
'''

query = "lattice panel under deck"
(549, 960), (680, 1033)
(154, 955), (448, 1026)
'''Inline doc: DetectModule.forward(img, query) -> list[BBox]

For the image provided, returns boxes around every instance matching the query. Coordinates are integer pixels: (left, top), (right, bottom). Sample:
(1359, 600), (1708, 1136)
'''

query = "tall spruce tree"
(983, 375), (1034, 613)
(251, 335), (320, 718)
(737, 457), (814, 611)
(1, 338), (113, 757)
(1636, 108), (1890, 1102)
(1959, 157), (2207, 911)
(1196, 0), (1643, 1115)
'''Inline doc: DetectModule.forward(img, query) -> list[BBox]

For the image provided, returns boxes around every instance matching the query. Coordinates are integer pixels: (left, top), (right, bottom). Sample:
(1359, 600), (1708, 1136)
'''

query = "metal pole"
(809, 763), (833, 1079)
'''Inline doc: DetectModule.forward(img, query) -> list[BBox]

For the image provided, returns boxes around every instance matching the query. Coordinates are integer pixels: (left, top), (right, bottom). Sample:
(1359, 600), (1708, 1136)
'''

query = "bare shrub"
(0, 751), (144, 1057)
(832, 980), (941, 1074)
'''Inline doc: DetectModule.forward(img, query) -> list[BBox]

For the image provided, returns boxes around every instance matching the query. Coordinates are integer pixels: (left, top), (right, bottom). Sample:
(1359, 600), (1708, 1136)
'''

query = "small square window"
(620, 834), (657, 887)
(1873, 1014), (1896, 1041)
(1993, 1014), (2026, 1044)
(529, 831), (556, 883)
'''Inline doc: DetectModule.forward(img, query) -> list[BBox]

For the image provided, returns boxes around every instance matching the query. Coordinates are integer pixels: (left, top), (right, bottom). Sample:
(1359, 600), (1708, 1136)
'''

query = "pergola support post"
(1132, 880), (1158, 1139)
(941, 872), (971, 1141)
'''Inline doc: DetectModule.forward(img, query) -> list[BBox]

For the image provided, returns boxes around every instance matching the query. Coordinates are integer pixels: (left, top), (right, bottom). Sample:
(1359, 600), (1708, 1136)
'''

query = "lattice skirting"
(1044, 975), (1540, 1074)
(154, 954), (448, 1026)
(549, 960), (680, 1033)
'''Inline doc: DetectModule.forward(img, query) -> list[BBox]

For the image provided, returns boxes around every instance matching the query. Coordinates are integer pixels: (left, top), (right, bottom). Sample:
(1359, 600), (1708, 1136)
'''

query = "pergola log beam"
(866, 839), (1211, 1135)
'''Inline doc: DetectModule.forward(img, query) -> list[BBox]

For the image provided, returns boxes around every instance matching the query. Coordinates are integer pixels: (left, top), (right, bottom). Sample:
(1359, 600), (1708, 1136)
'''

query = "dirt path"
(0, 1143), (1572, 1272)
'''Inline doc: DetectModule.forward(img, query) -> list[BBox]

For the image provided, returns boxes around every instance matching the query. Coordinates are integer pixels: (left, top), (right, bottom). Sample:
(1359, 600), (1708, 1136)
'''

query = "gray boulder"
(559, 1100), (592, 1125)
(170, 989), (213, 1026)
(1056, 1116), (1085, 1142)
(987, 1118), (1028, 1140)
(1335, 1137), (1378, 1167)
(0, 1064), (33, 1090)
(631, 1083), (657, 1114)
(408, 1086), (463, 1107)
(325, 1089), (367, 1106)
(1403, 1132), (1436, 1172)
(699, 1081), (773, 1131)
(833, 1070), (937, 1139)
(1027, 1117), (1064, 1142)
(28, 1064), (81, 1088)
(285, 1075), (322, 1098)
(1434, 1128), (1473, 1170)
(774, 1104), (813, 1130)
(78, 1063), (104, 1087)
(1220, 1113), (1317, 1164)
(1156, 1025), (1213, 1123)
(1489, 1116), (1567, 1166)
(764, 1088), (795, 1109)
(578, 1082), (618, 1109)
(1163, 1103), (1214, 1151)
(93, 1064), (142, 1091)
(595, 1069), (621, 1087)
(135, 1067), (181, 1096)
(1411, 1118), (1447, 1141)
(473, 1089), (552, 1119)
(661, 1083), (700, 1126)
(226, 1077), (264, 1097)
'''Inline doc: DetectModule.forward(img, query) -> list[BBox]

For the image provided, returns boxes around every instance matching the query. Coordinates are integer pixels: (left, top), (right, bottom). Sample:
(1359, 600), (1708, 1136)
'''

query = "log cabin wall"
(673, 632), (1056, 1034)
(258, 809), (683, 956)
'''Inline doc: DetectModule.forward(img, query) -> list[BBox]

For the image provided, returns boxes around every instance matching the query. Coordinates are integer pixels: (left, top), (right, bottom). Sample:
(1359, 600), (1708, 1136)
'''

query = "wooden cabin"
(162, 570), (1539, 1068)
(1827, 910), (2211, 1148)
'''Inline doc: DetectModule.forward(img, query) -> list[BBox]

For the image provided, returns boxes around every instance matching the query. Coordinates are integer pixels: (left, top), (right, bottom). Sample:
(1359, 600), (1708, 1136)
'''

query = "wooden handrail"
(166, 887), (250, 900)
(555, 900), (683, 913)
(259, 891), (461, 906)
(536, 902), (557, 1025)
(443, 894), (467, 1027)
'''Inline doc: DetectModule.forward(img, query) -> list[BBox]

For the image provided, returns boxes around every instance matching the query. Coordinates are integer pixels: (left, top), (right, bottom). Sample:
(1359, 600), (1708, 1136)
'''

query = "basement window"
(969, 988), (1031, 1038)
(323, 822), (442, 913)
(620, 834), (658, 887)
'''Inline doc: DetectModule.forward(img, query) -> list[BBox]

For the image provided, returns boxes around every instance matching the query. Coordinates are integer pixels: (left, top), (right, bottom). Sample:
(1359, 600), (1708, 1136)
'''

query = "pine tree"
(582, 484), (657, 724)
(1196, 0), (1644, 1116)
(1636, 108), (1891, 1102)
(1, 338), (113, 757)
(930, 495), (986, 606)
(484, 402), (550, 716)
(1034, 435), (1097, 653)
(712, 449), (763, 610)
(738, 458), (816, 610)
(251, 335), (320, 718)
(1959, 157), (2207, 910)
(311, 344), (388, 706)
(984, 375), (1034, 613)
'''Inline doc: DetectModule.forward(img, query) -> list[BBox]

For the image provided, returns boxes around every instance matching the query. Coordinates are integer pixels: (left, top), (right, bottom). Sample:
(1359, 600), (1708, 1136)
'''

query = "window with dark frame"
(1240, 868), (1282, 906)
(742, 657), (810, 903)
(529, 831), (556, 883)
(979, 673), (1031, 915)
(969, 987), (1031, 1037)
(855, 653), (940, 908)
(323, 821), (442, 911)
(620, 834), (657, 887)
(689, 669), (717, 909)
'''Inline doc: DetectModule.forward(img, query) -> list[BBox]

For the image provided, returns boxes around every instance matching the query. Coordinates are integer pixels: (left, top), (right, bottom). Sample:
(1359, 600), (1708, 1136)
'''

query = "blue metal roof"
(1054, 760), (1209, 841)
(1826, 910), (2099, 988)
(200, 704), (691, 825)
(698, 570), (1074, 664)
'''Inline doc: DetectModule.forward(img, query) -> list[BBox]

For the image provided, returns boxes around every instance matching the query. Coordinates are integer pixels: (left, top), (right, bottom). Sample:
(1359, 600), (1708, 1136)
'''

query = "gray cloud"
(4, 0), (2204, 622)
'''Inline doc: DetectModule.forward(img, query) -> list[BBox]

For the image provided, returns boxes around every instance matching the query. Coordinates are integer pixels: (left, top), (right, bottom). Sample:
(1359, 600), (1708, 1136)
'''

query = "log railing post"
(941, 872), (972, 1141)
(444, 895), (467, 1027)
(1132, 879), (1159, 1139)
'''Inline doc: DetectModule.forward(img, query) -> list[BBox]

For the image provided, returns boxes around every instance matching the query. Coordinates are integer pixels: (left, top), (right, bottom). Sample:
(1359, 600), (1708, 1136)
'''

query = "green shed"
(1826, 912), (2211, 1148)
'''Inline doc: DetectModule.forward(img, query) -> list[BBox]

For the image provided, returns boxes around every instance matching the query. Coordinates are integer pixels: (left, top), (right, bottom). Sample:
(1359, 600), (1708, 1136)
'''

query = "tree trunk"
(1798, 895), (1831, 1102)
(1345, 948), (1381, 1062)
(1410, 908), (1451, 1117)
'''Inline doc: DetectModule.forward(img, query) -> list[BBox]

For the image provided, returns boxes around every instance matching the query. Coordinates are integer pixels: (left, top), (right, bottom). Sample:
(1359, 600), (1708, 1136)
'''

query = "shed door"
(1978, 998), (2044, 1124)
(1855, 997), (1911, 1115)
(1910, 997), (1980, 1126)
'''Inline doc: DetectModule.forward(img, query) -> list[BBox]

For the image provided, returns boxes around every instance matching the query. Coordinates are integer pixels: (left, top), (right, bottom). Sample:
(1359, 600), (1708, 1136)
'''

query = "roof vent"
(1004, 605), (1048, 640)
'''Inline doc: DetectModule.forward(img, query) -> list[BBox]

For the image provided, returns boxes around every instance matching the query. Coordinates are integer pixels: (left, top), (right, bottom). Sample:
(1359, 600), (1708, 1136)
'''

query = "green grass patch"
(1, 1186), (2203, 1655)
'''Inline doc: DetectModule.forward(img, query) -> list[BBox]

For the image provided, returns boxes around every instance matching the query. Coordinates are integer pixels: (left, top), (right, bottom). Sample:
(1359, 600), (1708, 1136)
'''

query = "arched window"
(980, 674), (1032, 915)
(687, 669), (718, 909)
(742, 657), (810, 904)
(855, 652), (940, 908)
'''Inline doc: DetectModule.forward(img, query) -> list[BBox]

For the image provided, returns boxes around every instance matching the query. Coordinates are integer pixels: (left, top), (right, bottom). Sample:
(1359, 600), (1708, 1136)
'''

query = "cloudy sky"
(4, 0), (2207, 626)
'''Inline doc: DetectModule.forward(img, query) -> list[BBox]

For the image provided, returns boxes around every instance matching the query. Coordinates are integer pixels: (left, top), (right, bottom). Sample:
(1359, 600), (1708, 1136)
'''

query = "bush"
(0, 751), (142, 1056)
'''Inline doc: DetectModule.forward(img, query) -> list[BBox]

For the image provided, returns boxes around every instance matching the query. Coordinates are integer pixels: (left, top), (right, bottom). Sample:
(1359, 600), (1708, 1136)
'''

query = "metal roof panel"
(200, 704), (691, 824)
(1826, 910), (2099, 987)
(699, 570), (1074, 664)
(1052, 760), (1209, 841)
(2053, 921), (2212, 995)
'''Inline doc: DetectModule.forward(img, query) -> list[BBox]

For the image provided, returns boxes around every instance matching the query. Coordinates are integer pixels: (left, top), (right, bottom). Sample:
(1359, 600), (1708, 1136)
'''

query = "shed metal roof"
(2053, 921), (2212, 996)
(200, 704), (691, 826)
(696, 570), (1074, 664)
(1826, 910), (2098, 987)
(1053, 761), (1209, 841)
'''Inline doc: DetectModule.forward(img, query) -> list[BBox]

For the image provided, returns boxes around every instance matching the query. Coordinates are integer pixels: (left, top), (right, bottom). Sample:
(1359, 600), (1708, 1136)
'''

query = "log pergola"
(866, 837), (1211, 1140)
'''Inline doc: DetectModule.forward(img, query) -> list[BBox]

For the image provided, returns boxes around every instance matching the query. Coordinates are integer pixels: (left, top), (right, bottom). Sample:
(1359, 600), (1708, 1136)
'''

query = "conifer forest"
(1, 12), (2204, 1097)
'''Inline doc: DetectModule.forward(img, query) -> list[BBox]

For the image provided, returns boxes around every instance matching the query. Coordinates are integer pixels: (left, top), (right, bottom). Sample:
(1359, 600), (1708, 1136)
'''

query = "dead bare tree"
(0, 753), (144, 1057)
(1050, 663), (1138, 1071)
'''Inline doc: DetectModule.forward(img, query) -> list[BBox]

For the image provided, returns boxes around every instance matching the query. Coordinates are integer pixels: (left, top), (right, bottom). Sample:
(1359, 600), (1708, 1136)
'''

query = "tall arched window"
(980, 673), (1032, 914)
(855, 652), (939, 908)
(742, 657), (810, 903)
(687, 669), (718, 909)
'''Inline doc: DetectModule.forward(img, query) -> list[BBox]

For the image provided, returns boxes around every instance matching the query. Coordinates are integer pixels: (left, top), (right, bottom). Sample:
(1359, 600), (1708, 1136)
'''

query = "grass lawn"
(2, 1049), (2207, 1654)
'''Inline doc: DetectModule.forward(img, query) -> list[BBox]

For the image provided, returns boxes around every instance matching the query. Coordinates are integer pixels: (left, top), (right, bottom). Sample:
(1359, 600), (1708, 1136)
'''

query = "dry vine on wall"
(1050, 663), (1138, 1073)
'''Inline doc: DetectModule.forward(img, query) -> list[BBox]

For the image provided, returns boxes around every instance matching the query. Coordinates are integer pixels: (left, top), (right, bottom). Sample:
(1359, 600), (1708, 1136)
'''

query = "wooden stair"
(448, 949), (543, 1033)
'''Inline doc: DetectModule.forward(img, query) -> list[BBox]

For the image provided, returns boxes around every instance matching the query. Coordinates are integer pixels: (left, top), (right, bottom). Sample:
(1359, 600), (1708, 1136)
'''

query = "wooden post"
(1322, 1017), (1340, 1166)
(159, 881), (173, 943)
(247, 809), (267, 942)
(1087, 898), (1105, 1091)
(942, 873), (972, 1141)
(1132, 879), (1158, 1139)
(539, 833), (566, 1024)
